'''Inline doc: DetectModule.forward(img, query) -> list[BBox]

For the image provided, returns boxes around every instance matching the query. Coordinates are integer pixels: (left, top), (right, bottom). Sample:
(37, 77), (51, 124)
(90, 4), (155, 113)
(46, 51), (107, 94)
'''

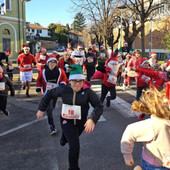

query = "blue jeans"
(142, 158), (170, 170)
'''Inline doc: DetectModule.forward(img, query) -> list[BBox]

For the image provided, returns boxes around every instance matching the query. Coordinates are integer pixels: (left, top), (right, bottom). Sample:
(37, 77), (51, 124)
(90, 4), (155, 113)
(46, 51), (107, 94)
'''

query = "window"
(32, 29), (34, 32)
(39, 30), (42, 33)
(3, 38), (11, 51)
(6, 0), (11, 10)
(2, 29), (10, 35)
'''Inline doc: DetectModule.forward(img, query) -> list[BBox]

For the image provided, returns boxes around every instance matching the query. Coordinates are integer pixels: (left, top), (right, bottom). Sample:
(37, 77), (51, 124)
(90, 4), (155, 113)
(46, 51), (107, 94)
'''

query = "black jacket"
(0, 75), (15, 96)
(38, 85), (103, 124)
(0, 52), (8, 66)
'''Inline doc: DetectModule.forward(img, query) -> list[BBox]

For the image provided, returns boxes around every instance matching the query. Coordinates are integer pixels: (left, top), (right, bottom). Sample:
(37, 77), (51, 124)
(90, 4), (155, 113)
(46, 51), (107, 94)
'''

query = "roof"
(69, 30), (83, 36)
(28, 24), (48, 30)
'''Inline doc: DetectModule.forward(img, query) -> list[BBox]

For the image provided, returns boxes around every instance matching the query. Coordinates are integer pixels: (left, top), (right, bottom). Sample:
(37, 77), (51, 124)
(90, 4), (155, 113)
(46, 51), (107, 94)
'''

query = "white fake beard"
(107, 63), (119, 75)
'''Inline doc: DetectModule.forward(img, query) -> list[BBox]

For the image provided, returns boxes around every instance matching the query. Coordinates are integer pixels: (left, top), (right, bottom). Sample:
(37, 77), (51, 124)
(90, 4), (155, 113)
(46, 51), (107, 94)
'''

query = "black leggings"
(60, 119), (85, 170)
(46, 99), (57, 126)
(100, 83), (116, 103)
(0, 96), (7, 112)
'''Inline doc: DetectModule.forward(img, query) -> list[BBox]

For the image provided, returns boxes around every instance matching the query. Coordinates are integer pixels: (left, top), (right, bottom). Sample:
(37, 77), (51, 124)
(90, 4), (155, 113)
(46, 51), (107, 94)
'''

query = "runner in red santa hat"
(57, 50), (75, 80)
(96, 57), (119, 107)
(35, 47), (49, 73)
(36, 57), (67, 135)
(148, 52), (158, 68)
(66, 43), (73, 54)
(17, 46), (36, 97)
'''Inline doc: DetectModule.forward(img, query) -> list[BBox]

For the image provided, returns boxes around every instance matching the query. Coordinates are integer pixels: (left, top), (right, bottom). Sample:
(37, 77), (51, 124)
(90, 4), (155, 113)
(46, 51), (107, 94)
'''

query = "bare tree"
(120, 0), (169, 57)
(71, 0), (121, 49)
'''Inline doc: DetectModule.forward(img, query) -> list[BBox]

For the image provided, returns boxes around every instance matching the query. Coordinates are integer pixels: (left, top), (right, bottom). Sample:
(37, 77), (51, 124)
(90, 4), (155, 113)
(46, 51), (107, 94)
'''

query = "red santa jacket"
(35, 53), (49, 71)
(136, 68), (154, 87)
(36, 67), (67, 94)
(17, 53), (36, 72)
(136, 68), (170, 89)
(57, 57), (75, 69)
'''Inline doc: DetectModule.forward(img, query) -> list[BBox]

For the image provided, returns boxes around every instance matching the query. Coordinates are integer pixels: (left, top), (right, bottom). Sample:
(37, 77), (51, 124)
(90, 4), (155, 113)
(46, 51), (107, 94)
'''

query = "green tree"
(162, 33), (170, 52)
(55, 26), (68, 45)
(73, 12), (86, 32)
(65, 24), (70, 31)
(48, 23), (57, 37)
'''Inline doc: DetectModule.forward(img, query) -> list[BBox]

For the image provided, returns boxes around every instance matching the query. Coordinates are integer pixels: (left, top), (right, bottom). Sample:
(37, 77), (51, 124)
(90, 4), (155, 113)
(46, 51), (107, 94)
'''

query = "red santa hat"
(23, 45), (30, 50)
(41, 47), (47, 51)
(46, 57), (57, 63)
(107, 57), (118, 65)
(77, 44), (83, 49)
(64, 50), (70, 54)
(123, 41), (128, 45)
(5, 50), (11, 55)
(149, 52), (157, 57)
(140, 58), (149, 67)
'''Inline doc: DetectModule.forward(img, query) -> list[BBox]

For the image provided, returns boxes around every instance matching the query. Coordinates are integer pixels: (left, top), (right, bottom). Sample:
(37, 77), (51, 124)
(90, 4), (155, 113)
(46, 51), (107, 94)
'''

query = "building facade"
(0, 0), (30, 59)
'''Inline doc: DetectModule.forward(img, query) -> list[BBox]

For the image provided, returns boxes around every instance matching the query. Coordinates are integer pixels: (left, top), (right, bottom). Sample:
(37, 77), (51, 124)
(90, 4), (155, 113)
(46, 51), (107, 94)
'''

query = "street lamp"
(117, 5), (127, 48)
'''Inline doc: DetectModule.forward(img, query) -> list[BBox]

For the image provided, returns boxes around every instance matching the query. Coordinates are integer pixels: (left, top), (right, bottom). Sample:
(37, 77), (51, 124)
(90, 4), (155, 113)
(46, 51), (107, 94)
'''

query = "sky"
(26, 0), (76, 28)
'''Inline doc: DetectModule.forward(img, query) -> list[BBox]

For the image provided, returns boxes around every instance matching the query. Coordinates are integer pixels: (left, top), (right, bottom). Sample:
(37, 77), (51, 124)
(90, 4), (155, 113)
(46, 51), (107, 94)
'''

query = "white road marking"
(91, 84), (140, 118)
(1, 84), (138, 137)
(0, 116), (47, 137)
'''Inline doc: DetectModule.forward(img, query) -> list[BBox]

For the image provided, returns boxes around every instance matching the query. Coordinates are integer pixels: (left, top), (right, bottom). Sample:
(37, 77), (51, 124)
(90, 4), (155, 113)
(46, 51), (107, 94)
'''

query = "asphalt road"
(0, 70), (144, 170)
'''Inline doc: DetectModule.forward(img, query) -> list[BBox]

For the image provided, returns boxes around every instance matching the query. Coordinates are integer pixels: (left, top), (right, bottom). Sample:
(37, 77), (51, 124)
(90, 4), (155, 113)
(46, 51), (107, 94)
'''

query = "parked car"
(57, 46), (65, 52)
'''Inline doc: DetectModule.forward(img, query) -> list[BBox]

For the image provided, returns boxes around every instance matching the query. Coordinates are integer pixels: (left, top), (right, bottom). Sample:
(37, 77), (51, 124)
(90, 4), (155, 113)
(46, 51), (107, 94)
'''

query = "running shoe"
(50, 125), (57, 135)
(3, 110), (9, 116)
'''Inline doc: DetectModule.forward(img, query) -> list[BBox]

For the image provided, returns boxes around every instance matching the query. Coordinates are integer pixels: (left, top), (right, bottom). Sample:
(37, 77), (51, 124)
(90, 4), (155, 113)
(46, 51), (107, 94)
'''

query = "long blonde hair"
(132, 87), (170, 120)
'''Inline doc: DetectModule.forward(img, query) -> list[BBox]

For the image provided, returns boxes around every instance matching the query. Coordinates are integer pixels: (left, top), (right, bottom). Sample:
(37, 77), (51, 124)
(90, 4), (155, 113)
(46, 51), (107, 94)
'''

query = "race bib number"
(24, 64), (31, 70)
(46, 82), (58, 90)
(40, 55), (46, 60)
(163, 156), (170, 168)
(61, 104), (81, 120)
(9, 66), (14, 70)
(100, 53), (106, 59)
(87, 57), (94, 63)
(0, 82), (5, 91)
(107, 75), (117, 84)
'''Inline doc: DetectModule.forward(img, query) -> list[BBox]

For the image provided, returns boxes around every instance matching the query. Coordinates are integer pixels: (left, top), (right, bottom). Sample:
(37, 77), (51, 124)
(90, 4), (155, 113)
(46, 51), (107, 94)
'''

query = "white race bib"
(46, 82), (58, 90)
(24, 64), (31, 70)
(0, 82), (5, 91)
(9, 66), (14, 70)
(87, 57), (94, 63)
(107, 75), (117, 84)
(100, 53), (106, 58)
(40, 55), (46, 60)
(61, 104), (81, 120)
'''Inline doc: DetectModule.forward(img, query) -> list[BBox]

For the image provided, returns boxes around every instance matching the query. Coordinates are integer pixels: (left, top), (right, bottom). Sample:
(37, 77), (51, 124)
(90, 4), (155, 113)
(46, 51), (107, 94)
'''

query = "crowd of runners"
(0, 42), (170, 170)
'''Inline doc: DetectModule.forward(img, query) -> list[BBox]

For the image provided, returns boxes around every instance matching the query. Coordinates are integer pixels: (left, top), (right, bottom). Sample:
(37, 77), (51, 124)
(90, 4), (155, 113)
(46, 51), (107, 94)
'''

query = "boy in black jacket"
(0, 66), (15, 116)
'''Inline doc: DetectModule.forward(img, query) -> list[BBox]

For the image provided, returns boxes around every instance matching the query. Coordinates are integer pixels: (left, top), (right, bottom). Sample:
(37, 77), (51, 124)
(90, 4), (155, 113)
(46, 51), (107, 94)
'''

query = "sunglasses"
(71, 80), (84, 84)
(49, 61), (57, 63)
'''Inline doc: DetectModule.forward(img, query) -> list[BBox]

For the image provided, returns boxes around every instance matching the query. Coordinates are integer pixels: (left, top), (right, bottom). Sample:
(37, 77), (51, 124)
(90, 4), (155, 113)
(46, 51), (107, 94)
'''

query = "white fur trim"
(23, 47), (30, 50)
(166, 65), (170, 71)
(47, 57), (57, 63)
(69, 74), (85, 80)
(108, 60), (118, 65)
